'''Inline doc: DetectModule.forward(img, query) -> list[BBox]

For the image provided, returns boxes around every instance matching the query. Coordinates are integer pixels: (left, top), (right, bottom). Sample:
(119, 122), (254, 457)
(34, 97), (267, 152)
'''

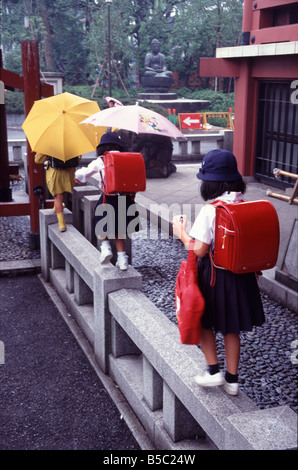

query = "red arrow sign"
(179, 113), (202, 130)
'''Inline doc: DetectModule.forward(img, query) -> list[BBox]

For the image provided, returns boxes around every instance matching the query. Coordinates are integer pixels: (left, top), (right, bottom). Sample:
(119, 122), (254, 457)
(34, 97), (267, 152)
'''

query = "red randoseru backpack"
(102, 151), (146, 195)
(210, 200), (280, 285)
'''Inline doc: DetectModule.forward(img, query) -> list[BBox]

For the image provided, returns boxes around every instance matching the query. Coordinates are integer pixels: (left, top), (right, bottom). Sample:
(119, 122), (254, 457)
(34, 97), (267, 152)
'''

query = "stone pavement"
(0, 274), (147, 451)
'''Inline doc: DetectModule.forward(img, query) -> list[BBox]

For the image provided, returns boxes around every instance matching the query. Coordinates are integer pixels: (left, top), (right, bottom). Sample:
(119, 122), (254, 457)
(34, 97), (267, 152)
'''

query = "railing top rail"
(48, 224), (101, 289)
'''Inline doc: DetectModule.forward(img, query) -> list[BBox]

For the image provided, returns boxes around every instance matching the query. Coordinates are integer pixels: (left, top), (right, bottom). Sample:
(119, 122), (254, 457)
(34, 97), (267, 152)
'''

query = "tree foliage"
(2, 0), (244, 89)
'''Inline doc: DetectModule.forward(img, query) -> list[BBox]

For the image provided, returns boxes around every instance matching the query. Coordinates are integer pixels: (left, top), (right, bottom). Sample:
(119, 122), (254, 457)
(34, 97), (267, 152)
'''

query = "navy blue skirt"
(94, 194), (141, 239)
(197, 255), (265, 336)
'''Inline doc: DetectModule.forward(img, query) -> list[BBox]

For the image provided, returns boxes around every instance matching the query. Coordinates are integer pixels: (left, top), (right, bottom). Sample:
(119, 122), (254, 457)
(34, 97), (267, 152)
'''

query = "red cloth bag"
(175, 240), (205, 345)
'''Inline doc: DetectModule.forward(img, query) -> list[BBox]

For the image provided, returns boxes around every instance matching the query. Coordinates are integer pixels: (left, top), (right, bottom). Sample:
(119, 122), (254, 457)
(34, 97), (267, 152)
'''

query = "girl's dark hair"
(200, 179), (246, 201)
(96, 143), (124, 156)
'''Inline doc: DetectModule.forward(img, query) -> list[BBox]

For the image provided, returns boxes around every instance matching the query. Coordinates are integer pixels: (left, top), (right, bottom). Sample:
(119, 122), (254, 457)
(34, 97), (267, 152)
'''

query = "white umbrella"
(80, 104), (185, 139)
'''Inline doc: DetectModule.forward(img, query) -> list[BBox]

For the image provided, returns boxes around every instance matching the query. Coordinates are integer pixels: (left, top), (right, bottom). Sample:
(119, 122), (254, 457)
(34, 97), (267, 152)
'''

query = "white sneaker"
(116, 255), (128, 271)
(100, 244), (113, 264)
(222, 379), (239, 396)
(194, 371), (224, 387)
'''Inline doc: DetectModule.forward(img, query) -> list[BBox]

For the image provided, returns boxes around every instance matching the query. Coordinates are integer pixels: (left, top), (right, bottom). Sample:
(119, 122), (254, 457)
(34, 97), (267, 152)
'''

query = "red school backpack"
(101, 151), (146, 195)
(210, 199), (280, 283)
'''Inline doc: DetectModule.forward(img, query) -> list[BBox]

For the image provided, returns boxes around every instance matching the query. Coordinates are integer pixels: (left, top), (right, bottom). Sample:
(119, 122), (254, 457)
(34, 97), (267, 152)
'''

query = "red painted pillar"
(22, 40), (45, 249)
(241, 0), (253, 45)
(233, 59), (258, 177)
(242, 0), (253, 31)
(0, 52), (12, 202)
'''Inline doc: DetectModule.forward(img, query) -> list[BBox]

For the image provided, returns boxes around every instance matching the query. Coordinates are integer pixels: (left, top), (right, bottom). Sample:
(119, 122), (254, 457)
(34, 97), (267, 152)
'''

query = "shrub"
(5, 85), (235, 124)
(4, 90), (24, 114)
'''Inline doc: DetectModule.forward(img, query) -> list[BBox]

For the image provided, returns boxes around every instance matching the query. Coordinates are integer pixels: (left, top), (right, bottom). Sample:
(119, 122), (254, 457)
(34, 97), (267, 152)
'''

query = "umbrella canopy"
(22, 92), (105, 161)
(80, 104), (185, 140)
(105, 96), (123, 107)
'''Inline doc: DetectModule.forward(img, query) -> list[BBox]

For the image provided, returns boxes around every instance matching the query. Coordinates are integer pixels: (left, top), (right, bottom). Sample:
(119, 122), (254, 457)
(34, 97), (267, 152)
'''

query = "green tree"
(168, 0), (243, 88)
(1, 0), (244, 90)
(2, 0), (90, 84)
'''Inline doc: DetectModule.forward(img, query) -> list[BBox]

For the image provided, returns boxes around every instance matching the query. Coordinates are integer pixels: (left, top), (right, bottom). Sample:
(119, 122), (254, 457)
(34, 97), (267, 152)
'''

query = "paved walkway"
(0, 274), (145, 450)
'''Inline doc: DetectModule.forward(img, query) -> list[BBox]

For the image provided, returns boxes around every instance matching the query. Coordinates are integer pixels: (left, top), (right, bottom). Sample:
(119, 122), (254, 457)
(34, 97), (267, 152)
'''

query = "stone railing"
(8, 139), (27, 163)
(39, 206), (297, 451)
(172, 129), (233, 162)
(7, 130), (233, 167)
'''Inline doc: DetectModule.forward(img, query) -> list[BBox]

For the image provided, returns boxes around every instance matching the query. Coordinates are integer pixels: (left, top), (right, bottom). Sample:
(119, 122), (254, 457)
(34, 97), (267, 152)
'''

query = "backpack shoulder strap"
(208, 200), (230, 287)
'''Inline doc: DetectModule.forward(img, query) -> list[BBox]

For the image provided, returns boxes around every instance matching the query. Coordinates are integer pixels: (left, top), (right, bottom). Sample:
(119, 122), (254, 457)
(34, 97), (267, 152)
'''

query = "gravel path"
(1, 178), (297, 415)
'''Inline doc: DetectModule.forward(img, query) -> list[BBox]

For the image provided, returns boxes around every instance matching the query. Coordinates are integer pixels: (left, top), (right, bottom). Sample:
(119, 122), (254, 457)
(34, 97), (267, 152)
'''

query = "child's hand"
(172, 214), (187, 239)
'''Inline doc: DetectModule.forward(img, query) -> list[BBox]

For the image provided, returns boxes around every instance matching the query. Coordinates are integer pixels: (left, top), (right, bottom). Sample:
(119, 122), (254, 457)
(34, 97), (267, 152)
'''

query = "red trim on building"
(198, 0), (298, 177)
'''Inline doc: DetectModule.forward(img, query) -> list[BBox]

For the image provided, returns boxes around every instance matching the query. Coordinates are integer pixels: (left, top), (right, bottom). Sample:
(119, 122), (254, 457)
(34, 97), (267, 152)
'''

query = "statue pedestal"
(141, 76), (173, 93)
(138, 92), (177, 101)
(137, 94), (210, 114)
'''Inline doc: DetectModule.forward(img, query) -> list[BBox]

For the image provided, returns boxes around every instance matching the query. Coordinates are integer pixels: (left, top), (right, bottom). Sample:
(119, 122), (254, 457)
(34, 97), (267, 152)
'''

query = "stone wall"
(38, 205), (297, 450)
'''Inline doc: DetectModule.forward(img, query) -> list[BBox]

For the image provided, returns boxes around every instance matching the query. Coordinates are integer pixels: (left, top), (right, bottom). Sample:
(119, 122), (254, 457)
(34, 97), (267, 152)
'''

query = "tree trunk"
(38, 1), (55, 71)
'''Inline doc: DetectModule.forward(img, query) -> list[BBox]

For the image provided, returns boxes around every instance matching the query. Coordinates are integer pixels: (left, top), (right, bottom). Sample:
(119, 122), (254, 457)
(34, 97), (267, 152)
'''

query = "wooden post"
(269, 168), (298, 205)
(0, 51), (12, 202)
(233, 60), (258, 177)
(22, 40), (45, 249)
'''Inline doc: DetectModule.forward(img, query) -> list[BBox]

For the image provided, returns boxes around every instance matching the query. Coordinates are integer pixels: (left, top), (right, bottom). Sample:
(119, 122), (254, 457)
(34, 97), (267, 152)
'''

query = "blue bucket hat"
(196, 149), (242, 182)
(98, 131), (124, 149)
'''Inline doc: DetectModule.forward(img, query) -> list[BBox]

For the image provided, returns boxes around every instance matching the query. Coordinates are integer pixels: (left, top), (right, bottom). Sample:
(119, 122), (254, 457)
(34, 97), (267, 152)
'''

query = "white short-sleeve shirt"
(75, 157), (104, 185)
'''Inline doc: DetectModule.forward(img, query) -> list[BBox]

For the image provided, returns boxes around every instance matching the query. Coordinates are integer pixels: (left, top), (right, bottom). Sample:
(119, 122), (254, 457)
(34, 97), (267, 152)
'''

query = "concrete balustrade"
(39, 207), (297, 450)
(8, 130), (233, 168)
(172, 129), (233, 162)
(7, 139), (27, 163)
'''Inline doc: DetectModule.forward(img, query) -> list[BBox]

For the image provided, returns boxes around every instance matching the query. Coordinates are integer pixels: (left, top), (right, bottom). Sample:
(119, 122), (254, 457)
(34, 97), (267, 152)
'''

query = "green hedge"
(5, 86), (235, 124)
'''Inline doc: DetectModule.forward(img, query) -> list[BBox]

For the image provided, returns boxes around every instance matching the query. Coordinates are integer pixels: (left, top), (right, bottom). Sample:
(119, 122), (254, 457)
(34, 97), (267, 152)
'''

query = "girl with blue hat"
(172, 149), (265, 395)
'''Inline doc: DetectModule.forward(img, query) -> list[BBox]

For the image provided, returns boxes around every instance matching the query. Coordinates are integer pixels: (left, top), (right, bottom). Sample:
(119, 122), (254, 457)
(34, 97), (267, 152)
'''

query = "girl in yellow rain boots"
(35, 153), (80, 232)
(53, 198), (66, 232)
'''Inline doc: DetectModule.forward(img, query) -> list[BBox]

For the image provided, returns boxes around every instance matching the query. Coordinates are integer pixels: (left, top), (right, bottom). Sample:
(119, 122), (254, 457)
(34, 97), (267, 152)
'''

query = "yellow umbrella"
(22, 92), (106, 161)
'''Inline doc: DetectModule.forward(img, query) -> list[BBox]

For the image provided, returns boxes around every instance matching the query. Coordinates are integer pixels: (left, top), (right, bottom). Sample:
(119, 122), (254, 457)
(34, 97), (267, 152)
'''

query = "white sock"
(101, 240), (111, 248)
(117, 251), (126, 259)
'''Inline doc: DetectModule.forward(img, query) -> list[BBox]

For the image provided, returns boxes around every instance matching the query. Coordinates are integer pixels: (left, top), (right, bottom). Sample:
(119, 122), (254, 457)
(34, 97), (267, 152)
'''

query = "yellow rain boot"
(57, 212), (66, 232)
